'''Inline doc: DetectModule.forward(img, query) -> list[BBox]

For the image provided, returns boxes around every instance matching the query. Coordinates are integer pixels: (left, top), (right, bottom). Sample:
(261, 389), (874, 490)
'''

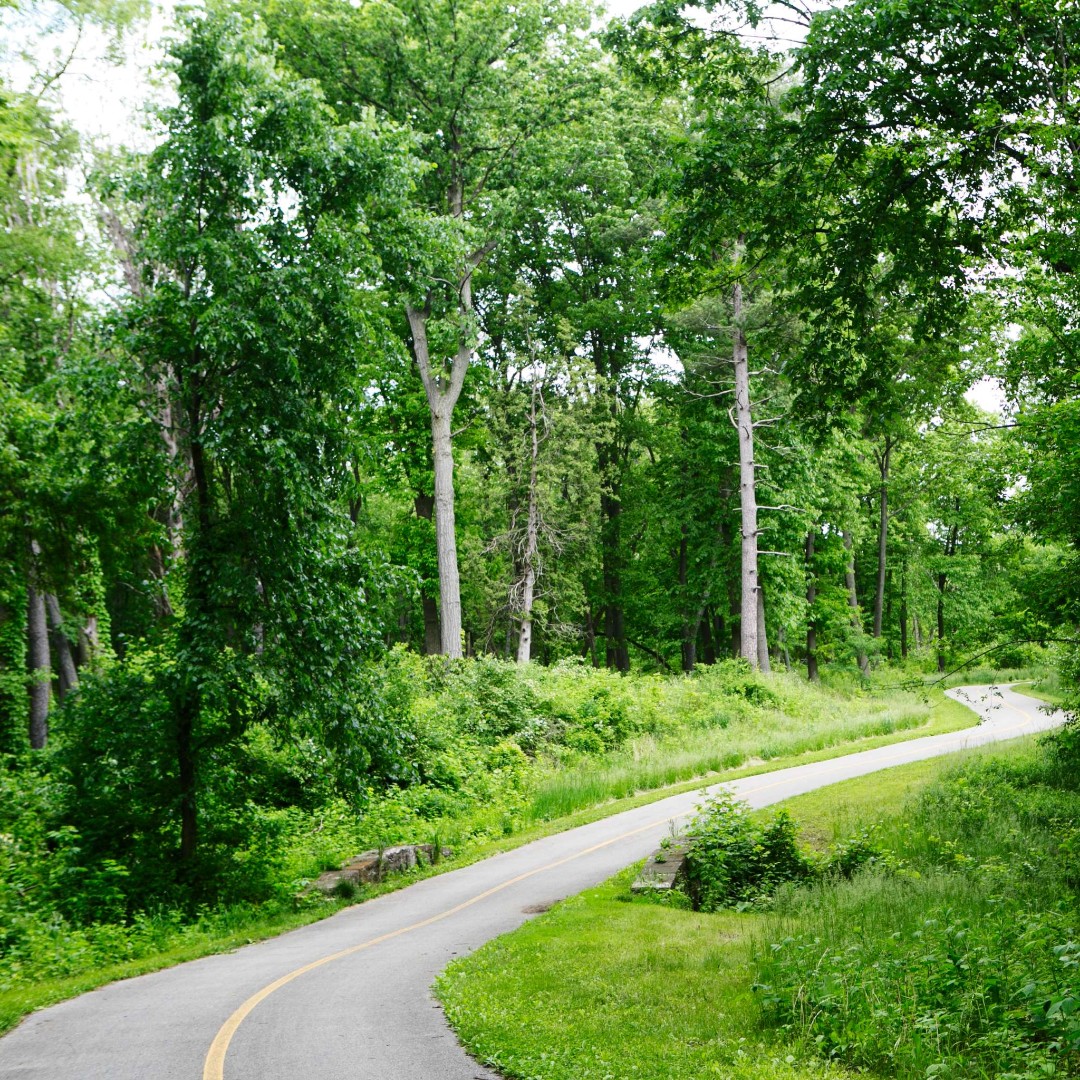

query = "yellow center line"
(203, 702), (1039, 1080)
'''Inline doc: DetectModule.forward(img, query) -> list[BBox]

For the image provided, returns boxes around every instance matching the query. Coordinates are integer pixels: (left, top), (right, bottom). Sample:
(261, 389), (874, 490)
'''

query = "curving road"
(0, 684), (1065, 1080)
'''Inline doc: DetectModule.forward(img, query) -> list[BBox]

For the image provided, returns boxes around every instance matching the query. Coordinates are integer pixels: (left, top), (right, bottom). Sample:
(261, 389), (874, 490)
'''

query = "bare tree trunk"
(177, 690), (197, 863)
(732, 267), (760, 669)
(873, 439), (892, 638)
(26, 578), (49, 750)
(430, 408), (463, 657)
(937, 520), (959, 673)
(913, 613), (922, 650)
(936, 572), (947, 673)
(584, 609), (599, 668)
(45, 594), (77, 701)
(679, 526), (694, 672)
(407, 286), (473, 659)
(78, 615), (101, 667)
(413, 495), (442, 654)
(756, 583), (771, 674)
(516, 382), (542, 664)
(843, 531), (870, 676)
(805, 530), (819, 682)
(900, 558), (909, 660)
(701, 608), (717, 665)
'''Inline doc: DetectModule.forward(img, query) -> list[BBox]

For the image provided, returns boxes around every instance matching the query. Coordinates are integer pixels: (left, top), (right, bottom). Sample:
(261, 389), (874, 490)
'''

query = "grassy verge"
(0, 682), (984, 1038)
(1014, 674), (1068, 708)
(0, 900), (356, 1036)
(437, 738), (1064, 1080)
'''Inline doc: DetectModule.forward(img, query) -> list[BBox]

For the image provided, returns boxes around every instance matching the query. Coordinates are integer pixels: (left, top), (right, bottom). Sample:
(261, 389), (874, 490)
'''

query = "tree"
(122, 12), (418, 862)
(265, 0), (594, 657)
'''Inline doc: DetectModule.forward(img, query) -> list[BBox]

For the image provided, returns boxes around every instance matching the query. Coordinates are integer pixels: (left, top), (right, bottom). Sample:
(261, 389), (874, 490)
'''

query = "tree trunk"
(177, 690), (198, 863)
(936, 571), (947, 673)
(45, 593), (77, 701)
(900, 558), (909, 660)
(843, 531), (870, 675)
(679, 526), (694, 672)
(805, 530), (819, 682)
(937, 521), (959, 673)
(584, 609), (599, 668)
(756, 582), (771, 674)
(407, 298), (472, 660)
(79, 614), (101, 667)
(701, 608), (717, 665)
(430, 410), (463, 658)
(413, 495), (442, 654)
(600, 486), (629, 672)
(732, 268), (760, 669)
(26, 579), (50, 750)
(516, 382), (542, 664)
(873, 439), (892, 638)
(779, 626), (792, 671)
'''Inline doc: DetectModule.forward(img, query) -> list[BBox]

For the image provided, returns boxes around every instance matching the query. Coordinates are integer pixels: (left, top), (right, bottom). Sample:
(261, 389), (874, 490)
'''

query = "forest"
(0, 0), (1078, 1034)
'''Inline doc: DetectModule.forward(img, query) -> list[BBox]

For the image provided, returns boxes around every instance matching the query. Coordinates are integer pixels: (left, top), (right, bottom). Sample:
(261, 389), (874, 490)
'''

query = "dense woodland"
(0, 0), (1078, 977)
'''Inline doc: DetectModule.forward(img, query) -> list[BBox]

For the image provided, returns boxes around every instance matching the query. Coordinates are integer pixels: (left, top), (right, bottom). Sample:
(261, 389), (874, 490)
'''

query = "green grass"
(522, 679), (973, 825)
(0, 682), (981, 1039)
(1014, 669), (1068, 707)
(0, 898), (357, 1036)
(436, 740), (1045, 1080)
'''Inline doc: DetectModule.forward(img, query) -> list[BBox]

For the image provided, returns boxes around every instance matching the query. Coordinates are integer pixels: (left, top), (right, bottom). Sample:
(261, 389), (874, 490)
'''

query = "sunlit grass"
(524, 681), (971, 824)
(439, 738), (1073, 1080)
(438, 750), (985, 1080)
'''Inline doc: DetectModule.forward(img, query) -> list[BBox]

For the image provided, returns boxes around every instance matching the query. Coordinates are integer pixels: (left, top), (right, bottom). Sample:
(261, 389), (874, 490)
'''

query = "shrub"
(683, 792), (815, 911)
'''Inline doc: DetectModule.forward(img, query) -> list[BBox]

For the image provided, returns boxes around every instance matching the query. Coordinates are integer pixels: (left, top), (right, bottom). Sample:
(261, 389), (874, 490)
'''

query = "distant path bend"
(0, 684), (1064, 1080)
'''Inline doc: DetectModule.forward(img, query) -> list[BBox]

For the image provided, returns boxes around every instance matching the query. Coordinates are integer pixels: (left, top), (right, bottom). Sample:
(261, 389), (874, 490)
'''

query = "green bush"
(752, 747), (1080, 1078)
(683, 792), (815, 911)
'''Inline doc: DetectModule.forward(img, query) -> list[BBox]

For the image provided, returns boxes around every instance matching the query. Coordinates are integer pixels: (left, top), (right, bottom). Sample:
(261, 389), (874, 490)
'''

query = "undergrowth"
(0, 652), (996, 1022)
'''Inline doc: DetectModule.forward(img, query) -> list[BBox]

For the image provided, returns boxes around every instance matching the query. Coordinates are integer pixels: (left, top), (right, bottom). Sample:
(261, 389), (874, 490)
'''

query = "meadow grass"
(0, 676), (993, 1039)
(522, 678), (972, 824)
(1014, 667), (1068, 707)
(437, 739), (1058, 1080)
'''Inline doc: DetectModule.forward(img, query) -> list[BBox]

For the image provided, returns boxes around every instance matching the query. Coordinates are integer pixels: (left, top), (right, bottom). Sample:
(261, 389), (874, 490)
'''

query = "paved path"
(0, 684), (1064, 1080)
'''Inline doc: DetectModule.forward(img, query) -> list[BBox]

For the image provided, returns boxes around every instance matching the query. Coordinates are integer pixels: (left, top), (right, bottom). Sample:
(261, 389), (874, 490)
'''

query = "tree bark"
(873, 439), (892, 638)
(407, 294), (472, 659)
(679, 526), (695, 672)
(843, 531), (870, 675)
(45, 593), (77, 702)
(516, 381), (542, 664)
(732, 267), (760, 669)
(26, 578), (49, 750)
(937, 520), (960, 673)
(805, 530), (819, 682)
(900, 558), (909, 660)
(430, 409), (463, 657)
(413, 495), (442, 654)
(756, 582), (771, 674)
(701, 608), (717, 665)
(177, 690), (197, 863)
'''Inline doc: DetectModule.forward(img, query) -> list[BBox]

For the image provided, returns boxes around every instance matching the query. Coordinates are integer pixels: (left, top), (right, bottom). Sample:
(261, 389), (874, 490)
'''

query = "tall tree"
(125, 12), (418, 861)
(266, 0), (593, 657)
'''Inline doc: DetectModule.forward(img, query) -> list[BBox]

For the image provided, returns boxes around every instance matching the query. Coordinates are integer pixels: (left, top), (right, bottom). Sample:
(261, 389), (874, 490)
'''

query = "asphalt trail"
(0, 684), (1063, 1080)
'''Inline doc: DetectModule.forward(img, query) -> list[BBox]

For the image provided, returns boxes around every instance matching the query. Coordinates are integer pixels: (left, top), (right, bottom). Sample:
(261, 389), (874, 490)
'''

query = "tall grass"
(754, 740), (1080, 1078)
(526, 677), (940, 824)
